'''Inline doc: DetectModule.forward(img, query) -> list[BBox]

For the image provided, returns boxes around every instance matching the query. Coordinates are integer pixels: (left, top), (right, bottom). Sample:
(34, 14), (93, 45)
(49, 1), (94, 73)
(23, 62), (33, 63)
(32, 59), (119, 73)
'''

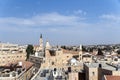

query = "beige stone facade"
(40, 48), (85, 75)
(41, 49), (73, 69)
(0, 42), (27, 66)
(84, 63), (120, 80)
(69, 72), (79, 80)
(0, 52), (26, 66)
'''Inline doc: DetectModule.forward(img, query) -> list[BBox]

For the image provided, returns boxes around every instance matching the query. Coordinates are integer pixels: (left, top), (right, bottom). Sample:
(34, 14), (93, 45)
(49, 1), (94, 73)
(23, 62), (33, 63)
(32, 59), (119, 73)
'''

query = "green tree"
(97, 48), (103, 55)
(61, 45), (66, 49)
(26, 45), (34, 60)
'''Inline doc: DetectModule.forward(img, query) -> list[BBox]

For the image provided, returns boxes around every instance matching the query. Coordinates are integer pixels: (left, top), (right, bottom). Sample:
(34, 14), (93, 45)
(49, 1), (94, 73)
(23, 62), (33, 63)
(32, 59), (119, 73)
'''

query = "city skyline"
(0, 0), (120, 45)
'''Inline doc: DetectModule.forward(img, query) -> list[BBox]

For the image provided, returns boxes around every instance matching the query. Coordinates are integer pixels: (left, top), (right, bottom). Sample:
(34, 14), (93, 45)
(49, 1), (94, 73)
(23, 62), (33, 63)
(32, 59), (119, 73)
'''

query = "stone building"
(84, 62), (120, 80)
(0, 42), (27, 66)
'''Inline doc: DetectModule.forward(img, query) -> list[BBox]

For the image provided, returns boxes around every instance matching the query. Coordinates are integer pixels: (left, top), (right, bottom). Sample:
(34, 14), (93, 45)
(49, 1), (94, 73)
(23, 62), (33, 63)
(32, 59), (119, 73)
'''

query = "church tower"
(79, 44), (83, 62)
(39, 34), (43, 51)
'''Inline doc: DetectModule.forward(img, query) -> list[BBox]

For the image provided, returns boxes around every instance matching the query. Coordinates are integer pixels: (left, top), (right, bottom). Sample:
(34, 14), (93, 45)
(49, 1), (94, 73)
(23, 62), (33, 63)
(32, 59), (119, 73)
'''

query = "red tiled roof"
(105, 75), (120, 80)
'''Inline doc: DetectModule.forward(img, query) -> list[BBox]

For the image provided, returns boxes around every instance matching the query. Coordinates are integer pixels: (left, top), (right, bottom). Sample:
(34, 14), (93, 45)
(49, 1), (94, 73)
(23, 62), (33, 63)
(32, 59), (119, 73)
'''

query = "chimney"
(18, 62), (22, 66)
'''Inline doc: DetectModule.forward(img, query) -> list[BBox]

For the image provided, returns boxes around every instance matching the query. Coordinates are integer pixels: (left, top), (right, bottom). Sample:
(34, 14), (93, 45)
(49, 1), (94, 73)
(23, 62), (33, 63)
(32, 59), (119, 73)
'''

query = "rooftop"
(62, 49), (79, 54)
(33, 69), (68, 80)
(0, 61), (33, 77)
(105, 75), (120, 80)
(85, 63), (120, 71)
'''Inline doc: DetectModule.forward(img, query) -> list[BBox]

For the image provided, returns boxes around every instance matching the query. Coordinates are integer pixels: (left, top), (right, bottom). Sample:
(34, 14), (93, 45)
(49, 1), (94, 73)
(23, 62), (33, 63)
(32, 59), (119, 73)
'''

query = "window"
(114, 58), (118, 61)
(52, 62), (54, 65)
(92, 72), (95, 76)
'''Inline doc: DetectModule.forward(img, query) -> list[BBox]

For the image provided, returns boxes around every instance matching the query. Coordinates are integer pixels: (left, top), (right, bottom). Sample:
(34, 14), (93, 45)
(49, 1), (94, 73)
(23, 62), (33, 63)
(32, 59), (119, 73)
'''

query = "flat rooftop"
(85, 63), (120, 71)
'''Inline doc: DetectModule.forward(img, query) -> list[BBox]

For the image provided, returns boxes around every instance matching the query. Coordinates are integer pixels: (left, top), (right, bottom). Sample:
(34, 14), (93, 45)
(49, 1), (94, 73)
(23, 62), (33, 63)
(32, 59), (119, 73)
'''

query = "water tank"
(35, 52), (39, 57)
(18, 62), (22, 66)
(53, 71), (58, 78)
(9, 72), (13, 77)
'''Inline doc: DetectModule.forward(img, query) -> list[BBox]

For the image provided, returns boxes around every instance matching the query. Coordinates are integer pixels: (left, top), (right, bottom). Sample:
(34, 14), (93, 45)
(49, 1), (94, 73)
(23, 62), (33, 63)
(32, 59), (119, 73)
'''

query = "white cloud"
(1, 12), (120, 44)
(100, 14), (120, 23)
(73, 10), (87, 15)
(0, 12), (85, 27)
(0, 12), (87, 32)
(0, 17), (35, 25)
(0, 12), (120, 34)
(32, 12), (82, 26)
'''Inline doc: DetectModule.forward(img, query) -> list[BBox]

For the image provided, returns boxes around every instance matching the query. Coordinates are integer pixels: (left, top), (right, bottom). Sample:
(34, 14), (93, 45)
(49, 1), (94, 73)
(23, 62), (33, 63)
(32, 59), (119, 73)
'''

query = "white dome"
(70, 58), (77, 63)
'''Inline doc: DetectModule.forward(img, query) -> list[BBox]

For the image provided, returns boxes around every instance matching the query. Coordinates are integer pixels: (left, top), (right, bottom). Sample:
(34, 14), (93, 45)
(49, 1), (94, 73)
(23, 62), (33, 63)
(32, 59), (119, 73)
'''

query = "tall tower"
(45, 41), (51, 50)
(79, 44), (83, 62)
(39, 34), (43, 50)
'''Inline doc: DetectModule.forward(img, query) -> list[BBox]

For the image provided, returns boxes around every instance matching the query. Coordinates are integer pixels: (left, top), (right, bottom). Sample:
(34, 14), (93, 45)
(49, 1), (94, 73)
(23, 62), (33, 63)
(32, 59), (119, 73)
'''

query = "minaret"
(39, 34), (43, 50)
(79, 44), (83, 61)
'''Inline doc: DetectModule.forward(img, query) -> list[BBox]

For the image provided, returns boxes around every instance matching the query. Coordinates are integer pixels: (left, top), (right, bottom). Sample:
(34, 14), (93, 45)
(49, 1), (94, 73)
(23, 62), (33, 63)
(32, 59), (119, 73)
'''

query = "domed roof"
(70, 58), (77, 63)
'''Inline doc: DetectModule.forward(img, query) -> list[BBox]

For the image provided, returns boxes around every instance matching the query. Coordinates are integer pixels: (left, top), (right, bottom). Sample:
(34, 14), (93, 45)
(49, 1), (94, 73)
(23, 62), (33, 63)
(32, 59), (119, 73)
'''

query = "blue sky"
(0, 0), (120, 45)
